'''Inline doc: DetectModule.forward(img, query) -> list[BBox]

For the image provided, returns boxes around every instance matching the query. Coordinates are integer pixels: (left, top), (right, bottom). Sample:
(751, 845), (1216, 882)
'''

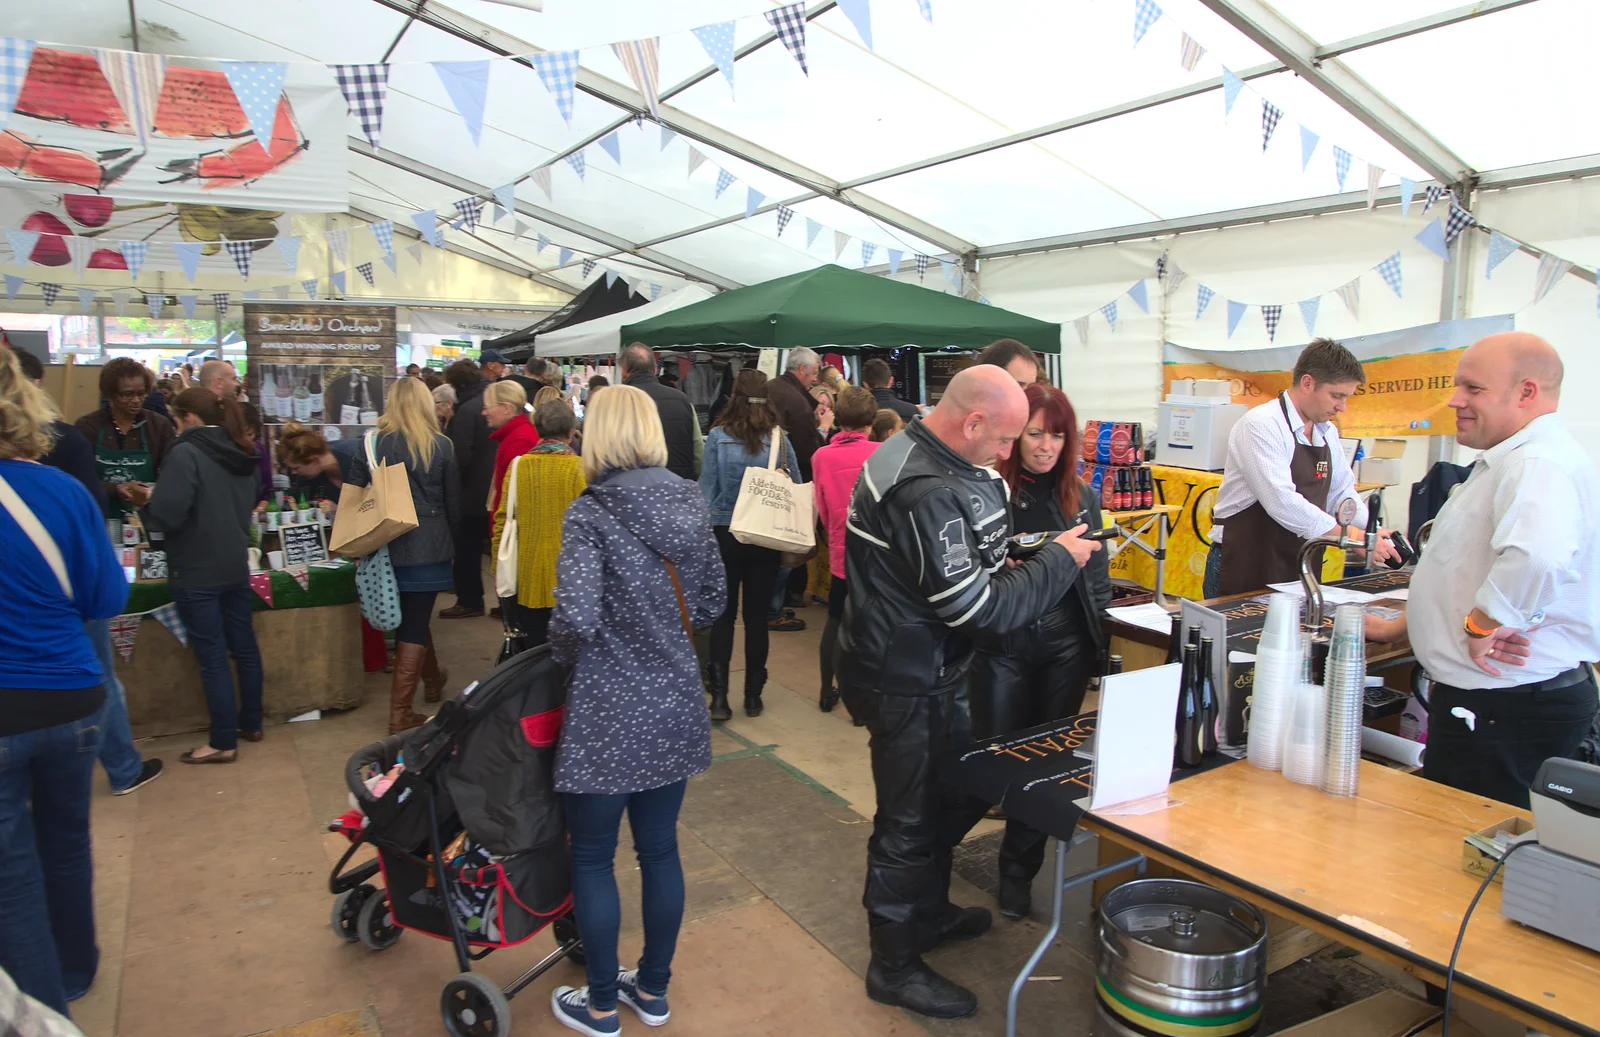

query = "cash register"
(1500, 757), (1600, 952)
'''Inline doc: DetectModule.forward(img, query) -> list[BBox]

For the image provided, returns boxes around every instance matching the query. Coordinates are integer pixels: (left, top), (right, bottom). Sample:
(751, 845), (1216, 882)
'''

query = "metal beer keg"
(1095, 879), (1268, 1036)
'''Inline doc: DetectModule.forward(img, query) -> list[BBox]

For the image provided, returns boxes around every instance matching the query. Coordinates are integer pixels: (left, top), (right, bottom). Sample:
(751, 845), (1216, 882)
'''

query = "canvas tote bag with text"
(729, 431), (815, 555)
(330, 431), (420, 558)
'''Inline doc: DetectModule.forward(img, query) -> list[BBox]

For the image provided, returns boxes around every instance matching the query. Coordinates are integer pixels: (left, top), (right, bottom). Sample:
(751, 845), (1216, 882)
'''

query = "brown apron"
(1217, 395), (1333, 596)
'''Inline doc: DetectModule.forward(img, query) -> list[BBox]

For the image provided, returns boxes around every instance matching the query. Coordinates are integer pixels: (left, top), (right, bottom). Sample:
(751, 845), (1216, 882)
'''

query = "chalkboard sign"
(137, 548), (168, 582)
(280, 522), (328, 568)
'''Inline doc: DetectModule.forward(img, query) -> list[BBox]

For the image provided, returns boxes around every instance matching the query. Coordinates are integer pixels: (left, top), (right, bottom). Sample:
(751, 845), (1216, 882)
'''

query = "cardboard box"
(1369, 437), (1407, 459)
(1462, 816), (1535, 884)
(1169, 378), (1195, 395)
(1192, 378), (1232, 398)
(1359, 457), (1404, 485)
(1274, 991), (1437, 1036)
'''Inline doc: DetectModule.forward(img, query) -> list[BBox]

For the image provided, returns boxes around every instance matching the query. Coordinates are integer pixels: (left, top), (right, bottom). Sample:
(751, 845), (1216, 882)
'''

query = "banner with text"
(1162, 315), (1514, 437)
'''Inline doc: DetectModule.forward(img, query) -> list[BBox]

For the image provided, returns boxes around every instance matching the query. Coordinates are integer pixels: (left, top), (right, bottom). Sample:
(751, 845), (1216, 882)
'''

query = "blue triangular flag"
(1299, 297), (1320, 337)
(1414, 217), (1449, 261)
(1226, 300), (1247, 338)
(410, 210), (440, 247)
(178, 293), (198, 318)
(5, 229), (39, 265)
(597, 131), (622, 165)
(275, 234), (302, 272)
(492, 182), (515, 221)
(745, 187), (764, 220)
(431, 60), (490, 145)
(220, 61), (288, 146)
(1101, 302), (1118, 329)
(3, 274), (22, 299)
(1299, 125), (1319, 171)
(171, 241), (203, 283)
(381, 251), (397, 274)
(1196, 284), (1215, 319)
(1399, 178), (1417, 219)
(861, 241), (877, 266)
(557, 246), (573, 267)
(330, 270), (346, 295)
(302, 278), (319, 300)
(1127, 279), (1149, 313)
(887, 249), (903, 277)
(649, 284), (662, 300)
(1485, 231), (1519, 279)
(565, 151), (586, 181)
(536, 233), (550, 254)
(528, 50), (580, 123)
(604, 268), (619, 288)
(1375, 252), (1403, 297)
(0, 39), (37, 133)
(660, 124), (677, 150)
(691, 23), (737, 93)
(714, 168), (735, 198)
(1222, 69), (1244, 115)
(837, 0), (873, 50)
(805, 219), (822, 248)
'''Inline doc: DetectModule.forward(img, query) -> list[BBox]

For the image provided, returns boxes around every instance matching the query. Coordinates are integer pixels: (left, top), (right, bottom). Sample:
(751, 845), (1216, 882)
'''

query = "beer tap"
(1297, 497), (1363, 634)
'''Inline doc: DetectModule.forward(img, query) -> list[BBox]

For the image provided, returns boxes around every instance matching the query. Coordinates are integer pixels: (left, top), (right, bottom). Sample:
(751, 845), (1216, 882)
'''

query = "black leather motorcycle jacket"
(836, 419), (1077, 696)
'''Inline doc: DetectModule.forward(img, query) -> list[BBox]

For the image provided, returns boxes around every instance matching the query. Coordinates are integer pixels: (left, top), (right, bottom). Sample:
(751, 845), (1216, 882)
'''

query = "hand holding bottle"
(1053, 523), (1101, 567)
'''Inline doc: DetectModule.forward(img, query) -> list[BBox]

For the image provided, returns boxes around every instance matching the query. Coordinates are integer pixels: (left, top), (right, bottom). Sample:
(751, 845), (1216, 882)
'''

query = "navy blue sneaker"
(551, 986), (620, 1036)
(617, 969), (670, 1026)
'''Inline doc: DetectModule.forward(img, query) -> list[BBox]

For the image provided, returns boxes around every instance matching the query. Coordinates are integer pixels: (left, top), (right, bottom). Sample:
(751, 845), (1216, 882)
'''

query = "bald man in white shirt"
(1368, 332), (1599, 807)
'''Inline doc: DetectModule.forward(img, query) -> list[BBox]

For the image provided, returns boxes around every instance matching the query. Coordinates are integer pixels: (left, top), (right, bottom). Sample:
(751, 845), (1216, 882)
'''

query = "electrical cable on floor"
(1441, 837), (1537, 1036)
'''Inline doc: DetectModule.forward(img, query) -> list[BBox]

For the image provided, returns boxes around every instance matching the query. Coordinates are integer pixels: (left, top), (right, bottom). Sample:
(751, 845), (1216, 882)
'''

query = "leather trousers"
(968, 603), (1096, 882)
(842, 667), (991, 968)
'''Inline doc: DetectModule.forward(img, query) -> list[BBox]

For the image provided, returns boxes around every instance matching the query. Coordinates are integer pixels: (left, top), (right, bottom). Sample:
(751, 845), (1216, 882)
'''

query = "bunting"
(432, 60), (490, 144)
(1299, 125), (1319, 171)
(1226, 299), (1246, 338)
(1484, 231), (1519, 279)
(410, 210), (441, 247)
(1074, 316), (1090, 346)
(5, 228), (37, 265)
(861, 241), (877, 266)
(171, 241), (203, 283)
(765, 3), (810, 76)
(109, 614), (141, 660)
(357, 262), (374, 286)
(225, 240), (253, 279)
(119, 239), (147, 279)
(1126, 279), (1149, 313)
(659, 124), (677, 150)
(302, 278), (319, 300)
(370, 221), (394, 259)
(272, 285), (290, 300)
(687, 147), (707, 178)
(1399, 178), (1417, 220)
(714, 168), (735, 198)
(1533, 254), (1572, 303)
(745, 187), (764, 220)
(329, 270), (346, 295)
(512, 218), (529, 239)
(528, 50), (579, 123)
(1196, 284), (1215, 319)
(1221, 69), (1243, 115)
(96, 50), (166, 145)
(1100, 302), (1118, 329)
(834, 230), (850, 260)
(581, 258), (596, 278)
(178, 293), (197, 318)
(381, 251), (397, 274)
(557, 246), (573, 267)
(839, 0), (874, 49)
(248, 571), (274, 607)
(915, 253), (929, 280)
(1298, 297), (1319, 337)
(1164, 259), (1188, 293)
(612, 38), (661, 118)
(692, 22), (737, 94)
(887, 249), (903, 277)
(535, 233), (550, 254)
(1261, 100), (1282, 151)
(776, 205), (795, 237)
(275, 234), (301, 272)
(220, 61), (288, 146)
(452, 197), (483, 231)
(916, 0), (932, 22)
(1366, 165), (1383, 211)
(1444, 200), (1476, 244)
(331, 63), (389, 147)
(650, 284), (662, 300)
(1422, 185), (1446, 213)
(806, 219), (823, 248)
(597, 131), (622, 165)
(406, 242), (423, 263)
(325, 226), (351, 264)
(244, 289), (261, 301)
(1414, 217), (1448, 261)
(565, 151), (586, 181)
(212, 292), (230, 314)
(1375, 253), (1403, 298)
(1179, 32), (1204, 72)
(111, 289), (129, 313)
(39, 282), (60, 306)
(531, 165), (554, 200)
(1261, 304), (1282, 342)
(76, 287), (96, 312)
(145, 292), (164, 318)
(66, 236), (91, 277)
(492, 183), (515, 223)
(1333, 147), (1351, 193)
(604, 268), (619, 288)
(149, 603), (187, 646)
(1133, 0), (1162, 44)
(2, 274), (20, 299)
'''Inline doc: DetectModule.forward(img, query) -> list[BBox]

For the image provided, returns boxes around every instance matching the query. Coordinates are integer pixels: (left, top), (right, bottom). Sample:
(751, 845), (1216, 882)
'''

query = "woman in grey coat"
(546, 384), (725, 1037)
(345, 377), (460, 732)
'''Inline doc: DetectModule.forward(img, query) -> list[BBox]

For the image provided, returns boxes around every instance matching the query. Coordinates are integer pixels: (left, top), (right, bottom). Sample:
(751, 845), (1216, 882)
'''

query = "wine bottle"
(292, 365), (312, 422)
(307, 367), (324, 422)
(358, 370), (379, 425)
(1165, 612), (1184, 665)
(1107, 654), (1123, 676)
(1198, 636), (1220, 755)
(1175, 643), (1203, 768)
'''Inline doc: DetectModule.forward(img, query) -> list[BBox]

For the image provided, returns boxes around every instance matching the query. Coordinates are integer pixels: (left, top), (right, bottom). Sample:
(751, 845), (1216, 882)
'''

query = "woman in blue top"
(697, 369), (800, 722)
(0, 346), (129, 1016)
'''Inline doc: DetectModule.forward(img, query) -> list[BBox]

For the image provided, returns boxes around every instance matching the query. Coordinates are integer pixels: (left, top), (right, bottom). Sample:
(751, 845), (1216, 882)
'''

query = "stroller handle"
(345, 733), (405, 807)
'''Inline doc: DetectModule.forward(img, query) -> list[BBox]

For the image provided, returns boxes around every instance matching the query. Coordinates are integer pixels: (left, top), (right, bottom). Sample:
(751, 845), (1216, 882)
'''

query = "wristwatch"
(1463, 613), (1498, 640)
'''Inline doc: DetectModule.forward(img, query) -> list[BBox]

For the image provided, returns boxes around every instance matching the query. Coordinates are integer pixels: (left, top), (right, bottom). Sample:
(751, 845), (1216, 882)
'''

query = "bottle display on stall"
(273, 364), (294, 420)
(1165, 612), (1184, 666)
(1107, 654), (1123, 676)
(1101, 471), (1115, 512)
(341, 370), (362, 425)
(265, 495), (280, 530)
(307, 367), (323, 422)
(1175, 643), (1204, 768)
(292, 365), (312, 422)
(260, 367), (278, 420)
(1198, 636), (1220, 755)
(1131, 422), (1143, 463)
(358, 369), (379, 425)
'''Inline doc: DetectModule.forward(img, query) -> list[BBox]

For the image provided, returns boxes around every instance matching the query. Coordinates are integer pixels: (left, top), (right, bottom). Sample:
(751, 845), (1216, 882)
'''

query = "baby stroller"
(327, 643), (581, 1036)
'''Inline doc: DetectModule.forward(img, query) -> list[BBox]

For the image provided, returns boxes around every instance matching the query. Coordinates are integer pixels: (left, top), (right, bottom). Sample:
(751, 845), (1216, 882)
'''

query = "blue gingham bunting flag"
(212, 292), (230, 314)
(1333, 147), (1352, 193)
(220, 61), (288, 146)
(1444, 200), (1476, 244)
(714, 168), (735, 198)
(1261, 101), (1282, 151)
(1533, 253), (1571, 304)
(1196, 284), (1215, 319)
(861, 241), (877, 266)
(598, 131), (622, 165)
(452, 197), (483, 231)
(805, 219), (823, 248)
(302, 278), (319, 300)
(275, 234), (301, 272)
(1485, 231), (1519, 279)
(581, 258), (597, 278)
(1375, 252), (1403, 297)
(330, 270), (346, 295)
(660, 124), (677, 150)
(1221, 69), (1244, 115)
(692, 22), (737, 93)
(5, 228), (37, 265)
(118, 239), (147, 279)
(178, 293), (197, 318)
(887, 250), (903, 277)
(557, 246), (573, 267)
(529, 50), (579, 123)
(1422, 185), (1445, 213)
(565, 151), (586, 181)
(838, 0), (874, 49)
(1261, 304), (1282, 343)
(171, 241), (203, 283)
(0, 38), (38, 132)
(225, 240), (253, 278)
(535, 233), (550, 254)
(325, 226), (350, 264)
(149, 603), (186, 646)
(370, 221), (394, 259)
(611, 38), (661, 117)
(145, 292), (164, 318)
(492, 184), (515, 223)
(331, 64), (389, 147)
(916, 0), (932, 22)
(432, 60), (490, 144)
(765, 3), (810, 76)
(746, 187), (765, 220)
(1225, 300), (1246, 338)
(775, 205), (795, 236)
(1133, 0), (1162, 45)
(410, 210), (440, 247)
(357, 261), (374, 286)
(915, 253), (929, 280)
(1399, 178), (1417, 219)
(76, 287), (97, 312)
(1298, 297), (1319, 337)
(39, 282), (60, 306)
(1336, 278), (1360, 320)
(1299, 125), (1319, 171)
(1100, 302), (1118, 329)
(1414, 217), (1448, 261)
(2, 274), (21, 299)
(1126, 279), (1149, 313)
(650, 284), (662, 300)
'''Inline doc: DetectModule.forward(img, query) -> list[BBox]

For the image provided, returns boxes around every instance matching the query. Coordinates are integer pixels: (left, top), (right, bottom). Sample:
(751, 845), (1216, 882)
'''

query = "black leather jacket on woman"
(986, 470), (1113, 651)
(835, 419), (1078, 696)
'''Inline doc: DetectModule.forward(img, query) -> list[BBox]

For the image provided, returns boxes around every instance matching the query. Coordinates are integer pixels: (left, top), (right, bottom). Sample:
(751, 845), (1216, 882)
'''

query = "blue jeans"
(564, 780), (688, 1011)
(86, 619), (143, 791)
(768, 566), (793, 620)
(171, 583), (264, 752)
(0, 713), (102, 1016)
(1203, 544), (1223, 600)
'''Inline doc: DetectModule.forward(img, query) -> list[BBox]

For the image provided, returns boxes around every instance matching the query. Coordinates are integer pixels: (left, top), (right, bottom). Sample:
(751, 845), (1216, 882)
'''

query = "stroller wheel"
(441, 972), (511, 1037)
(330, 884), (375, 943)
(552, 914), (585, 967)
(356, 889), (402, 950)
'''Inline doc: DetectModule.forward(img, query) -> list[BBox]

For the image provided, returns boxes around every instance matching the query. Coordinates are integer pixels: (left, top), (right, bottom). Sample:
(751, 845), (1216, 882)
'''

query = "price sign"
(137, 548), (168, 582)
(280, 522), (328, 568)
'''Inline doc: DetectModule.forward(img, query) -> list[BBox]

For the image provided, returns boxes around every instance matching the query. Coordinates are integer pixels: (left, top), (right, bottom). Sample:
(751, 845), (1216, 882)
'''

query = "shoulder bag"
(329, 431), (420, 558)
(0, 472), (75, 600)
(495, 456), (522, 600)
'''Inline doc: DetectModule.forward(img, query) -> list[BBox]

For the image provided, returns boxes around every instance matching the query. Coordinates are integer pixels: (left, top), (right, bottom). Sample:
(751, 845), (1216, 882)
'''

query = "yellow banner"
(1164, 350), (1464, 437)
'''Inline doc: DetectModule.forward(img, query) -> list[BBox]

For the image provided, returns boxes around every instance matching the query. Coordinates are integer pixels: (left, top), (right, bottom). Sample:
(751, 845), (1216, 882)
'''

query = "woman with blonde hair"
(547, 384), (724, 1036)
(485, 379), (537, 516)
(532, 384), (562, 409)
(345, 377), (461, 732)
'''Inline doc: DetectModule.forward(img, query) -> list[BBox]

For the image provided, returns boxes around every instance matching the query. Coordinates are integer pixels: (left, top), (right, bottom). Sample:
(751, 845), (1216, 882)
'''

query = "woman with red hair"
(971, 383), (1112, 921)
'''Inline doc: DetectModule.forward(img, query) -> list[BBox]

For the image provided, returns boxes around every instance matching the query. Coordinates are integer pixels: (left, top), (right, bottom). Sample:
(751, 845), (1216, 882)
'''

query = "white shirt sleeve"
(1475, 457), (1586, 628)
(1231, 417), (1339, 540)
(1321, 424), (1368, 529)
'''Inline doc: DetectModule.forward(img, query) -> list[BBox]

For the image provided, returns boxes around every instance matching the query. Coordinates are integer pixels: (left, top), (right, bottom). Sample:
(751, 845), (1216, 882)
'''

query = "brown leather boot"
(422, 635), (449, 703)
(389, 642), (429, 733)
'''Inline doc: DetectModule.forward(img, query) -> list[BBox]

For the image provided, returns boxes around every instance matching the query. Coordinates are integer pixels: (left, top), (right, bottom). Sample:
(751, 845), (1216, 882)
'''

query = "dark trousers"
(711, 526), (781, 679)
(172, 582), (264, 752)
(501, 598), (552, 647)
(396, 591), (437, 646)
(842, 677), (990, 968)
(0, 713), (101, 1015)
(564, 780), (688, 1012)
(969, 606), (1096, 882)
(450, 513), (490, 609)
(820, 578), (847, 696)
(1424, 669), (1598, 808)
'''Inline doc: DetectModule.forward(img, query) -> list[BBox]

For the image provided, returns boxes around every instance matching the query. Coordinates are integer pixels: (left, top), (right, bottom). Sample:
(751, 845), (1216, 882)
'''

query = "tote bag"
(729, 431), (815, 555)
(355, 544), (403, 631)
(330, 431), (419, 558)
(494, 456), (522, 600)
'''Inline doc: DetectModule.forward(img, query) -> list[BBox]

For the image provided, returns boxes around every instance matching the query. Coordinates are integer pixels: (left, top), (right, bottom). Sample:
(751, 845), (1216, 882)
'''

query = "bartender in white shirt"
(1367, 333), (1599, 808)
(1204, 339), (1398, 598)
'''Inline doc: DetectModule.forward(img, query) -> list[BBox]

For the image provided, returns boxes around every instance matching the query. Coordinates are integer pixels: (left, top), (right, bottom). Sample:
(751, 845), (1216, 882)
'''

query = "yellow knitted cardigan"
(490, 448), (587, 610)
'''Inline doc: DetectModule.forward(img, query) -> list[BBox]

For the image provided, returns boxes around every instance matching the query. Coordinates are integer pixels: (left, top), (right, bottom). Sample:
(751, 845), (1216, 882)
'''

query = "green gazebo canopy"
(619, 265), (1061, 353)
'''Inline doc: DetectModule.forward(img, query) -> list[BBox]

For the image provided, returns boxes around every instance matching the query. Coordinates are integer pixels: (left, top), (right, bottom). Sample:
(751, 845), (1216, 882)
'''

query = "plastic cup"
(267, 550), (285, 570)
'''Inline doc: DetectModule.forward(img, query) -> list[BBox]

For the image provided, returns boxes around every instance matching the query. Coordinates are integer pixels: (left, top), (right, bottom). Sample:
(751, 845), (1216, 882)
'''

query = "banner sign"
(407, 308), (549, 338)
(1162, 315), (1514, 437)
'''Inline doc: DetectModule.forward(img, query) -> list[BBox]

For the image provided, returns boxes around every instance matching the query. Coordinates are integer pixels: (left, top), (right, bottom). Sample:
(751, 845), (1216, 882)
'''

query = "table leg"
(1005, 836), (1146, 1037)
(1154, 512), (1169, 609)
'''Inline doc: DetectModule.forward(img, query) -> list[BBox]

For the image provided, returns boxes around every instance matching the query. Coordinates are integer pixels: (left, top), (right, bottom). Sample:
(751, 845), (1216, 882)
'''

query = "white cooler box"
(1156, 400), (1246, 471)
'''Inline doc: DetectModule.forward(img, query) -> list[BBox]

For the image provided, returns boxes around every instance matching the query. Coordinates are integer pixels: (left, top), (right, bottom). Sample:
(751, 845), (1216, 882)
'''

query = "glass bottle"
(307, 367), (324, 421)
(1199, 636), (1220, 755)
(1175, 643), (1204, 768)
(358, 369), (379, 425)
(292, 365), (312, 422)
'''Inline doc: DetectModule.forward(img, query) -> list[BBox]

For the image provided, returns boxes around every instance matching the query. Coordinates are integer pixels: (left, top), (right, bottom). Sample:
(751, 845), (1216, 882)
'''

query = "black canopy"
(488, 278), (649, 360)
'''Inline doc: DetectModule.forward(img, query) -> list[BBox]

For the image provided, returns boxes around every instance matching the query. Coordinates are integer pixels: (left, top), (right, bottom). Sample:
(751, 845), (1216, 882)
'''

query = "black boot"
(744, 667), (766, 717)
(865, 923), (977, 1020)
(920, 904), (993, 952)
(997, 876), (1032, 921)
(707, 662), (732, 723)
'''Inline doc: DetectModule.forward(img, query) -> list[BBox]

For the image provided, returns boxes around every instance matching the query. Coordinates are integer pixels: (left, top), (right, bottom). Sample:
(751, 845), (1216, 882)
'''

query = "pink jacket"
(811, 431), (878, 579)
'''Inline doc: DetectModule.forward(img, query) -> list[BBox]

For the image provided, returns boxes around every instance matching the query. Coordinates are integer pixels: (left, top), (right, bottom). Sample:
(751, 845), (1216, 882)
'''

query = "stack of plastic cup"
(1319, 604), (1367, 797)
(1247, 593), (1300, 772)
(1281, 681), (1325, 785)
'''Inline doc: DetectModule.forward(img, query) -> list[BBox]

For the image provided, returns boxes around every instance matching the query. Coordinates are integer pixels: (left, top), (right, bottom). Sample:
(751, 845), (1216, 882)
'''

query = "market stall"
(488, 277), (649, 361)
(533, 284), (715, 357)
